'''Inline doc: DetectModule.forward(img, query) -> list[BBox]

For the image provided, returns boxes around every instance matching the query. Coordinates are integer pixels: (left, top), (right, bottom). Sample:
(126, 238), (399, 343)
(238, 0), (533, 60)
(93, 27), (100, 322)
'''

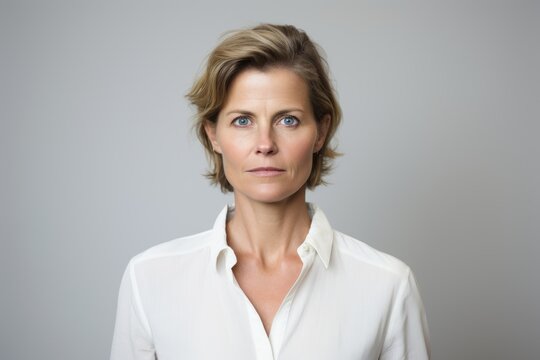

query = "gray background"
(1, 0), (539, 359)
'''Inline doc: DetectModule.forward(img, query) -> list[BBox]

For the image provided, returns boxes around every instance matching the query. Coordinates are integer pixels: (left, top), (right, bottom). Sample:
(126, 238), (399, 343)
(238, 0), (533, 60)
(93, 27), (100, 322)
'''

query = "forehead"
(221, 67), (311, 111)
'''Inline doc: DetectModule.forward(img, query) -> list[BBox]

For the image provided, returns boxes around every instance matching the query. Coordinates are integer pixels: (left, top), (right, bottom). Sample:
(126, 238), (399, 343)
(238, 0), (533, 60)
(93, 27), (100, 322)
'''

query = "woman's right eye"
(232, 116), (252, 127)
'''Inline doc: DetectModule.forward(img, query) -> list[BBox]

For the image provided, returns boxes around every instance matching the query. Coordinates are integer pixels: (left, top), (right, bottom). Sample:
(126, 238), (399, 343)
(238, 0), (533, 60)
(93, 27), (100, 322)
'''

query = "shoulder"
(332, 230), (411, 279)
(129, 229), (214, 267)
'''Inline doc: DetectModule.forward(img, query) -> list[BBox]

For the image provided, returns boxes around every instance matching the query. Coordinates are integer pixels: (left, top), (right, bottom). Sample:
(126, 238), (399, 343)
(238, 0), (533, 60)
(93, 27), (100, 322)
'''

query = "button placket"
(226, 244), (316, 360)
(228, 269), (275, 360)
(222, 248), (273, 359)
(269, 247), (315, 358)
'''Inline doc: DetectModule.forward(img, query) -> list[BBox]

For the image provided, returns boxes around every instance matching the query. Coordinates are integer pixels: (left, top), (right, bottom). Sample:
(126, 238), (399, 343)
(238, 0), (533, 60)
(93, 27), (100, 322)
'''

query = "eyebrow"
(224, 108), (305, 117)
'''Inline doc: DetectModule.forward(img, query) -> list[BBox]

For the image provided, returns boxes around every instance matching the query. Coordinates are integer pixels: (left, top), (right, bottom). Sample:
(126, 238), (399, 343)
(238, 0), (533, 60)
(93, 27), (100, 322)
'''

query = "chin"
(234, 183), (306, 204)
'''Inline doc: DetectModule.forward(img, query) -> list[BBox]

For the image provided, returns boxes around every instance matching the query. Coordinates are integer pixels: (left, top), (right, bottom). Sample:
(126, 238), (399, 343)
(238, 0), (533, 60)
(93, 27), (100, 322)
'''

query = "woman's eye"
(279, 116), (299, 127)
(232, 117), (251, 127)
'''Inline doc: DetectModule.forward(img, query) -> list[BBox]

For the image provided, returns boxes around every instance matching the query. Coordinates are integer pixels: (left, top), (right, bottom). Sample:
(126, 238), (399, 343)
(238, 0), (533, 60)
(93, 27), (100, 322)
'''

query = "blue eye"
(232, 116), (251, 127)
(280, 116), (299, 126)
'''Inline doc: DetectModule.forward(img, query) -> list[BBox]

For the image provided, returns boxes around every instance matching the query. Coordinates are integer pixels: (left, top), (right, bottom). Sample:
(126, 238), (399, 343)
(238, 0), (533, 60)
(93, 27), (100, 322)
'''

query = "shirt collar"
(304, 203), (334, 269)
(209, 203), (334, 272)
(209, 204), (230, 271)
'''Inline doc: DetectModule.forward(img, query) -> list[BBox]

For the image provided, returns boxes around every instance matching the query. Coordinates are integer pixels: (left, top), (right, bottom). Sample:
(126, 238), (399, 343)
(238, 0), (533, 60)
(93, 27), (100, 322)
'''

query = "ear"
(315, 114), (331, 152)
(203, 120), (222, 154)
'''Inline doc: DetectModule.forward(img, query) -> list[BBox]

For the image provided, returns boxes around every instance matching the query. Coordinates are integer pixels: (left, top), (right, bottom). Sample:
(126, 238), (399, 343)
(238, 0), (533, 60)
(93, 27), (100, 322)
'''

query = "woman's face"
(205, 67), (329, 204)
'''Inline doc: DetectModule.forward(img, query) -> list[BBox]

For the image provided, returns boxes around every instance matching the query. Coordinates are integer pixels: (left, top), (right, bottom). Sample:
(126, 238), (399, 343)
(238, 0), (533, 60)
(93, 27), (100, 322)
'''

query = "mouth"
(246, 167), (286, 177)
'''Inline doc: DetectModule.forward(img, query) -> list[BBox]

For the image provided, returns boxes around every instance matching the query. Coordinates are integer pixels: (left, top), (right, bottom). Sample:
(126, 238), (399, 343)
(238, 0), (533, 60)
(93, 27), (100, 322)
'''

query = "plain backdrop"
(1, 1), (539, 359)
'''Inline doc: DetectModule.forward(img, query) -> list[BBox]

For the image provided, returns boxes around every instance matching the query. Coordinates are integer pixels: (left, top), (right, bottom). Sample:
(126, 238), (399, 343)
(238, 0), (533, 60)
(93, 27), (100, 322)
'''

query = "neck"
(226, 189), (311, 268)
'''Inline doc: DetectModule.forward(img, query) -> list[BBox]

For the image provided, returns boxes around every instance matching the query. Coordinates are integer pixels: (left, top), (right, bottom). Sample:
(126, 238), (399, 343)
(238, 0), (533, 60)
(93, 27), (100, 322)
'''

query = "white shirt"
(110, 203), (430, 360)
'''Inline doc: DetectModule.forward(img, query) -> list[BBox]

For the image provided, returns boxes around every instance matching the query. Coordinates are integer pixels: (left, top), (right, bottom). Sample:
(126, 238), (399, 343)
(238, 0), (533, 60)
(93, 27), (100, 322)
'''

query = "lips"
(246, 167), (286, 177)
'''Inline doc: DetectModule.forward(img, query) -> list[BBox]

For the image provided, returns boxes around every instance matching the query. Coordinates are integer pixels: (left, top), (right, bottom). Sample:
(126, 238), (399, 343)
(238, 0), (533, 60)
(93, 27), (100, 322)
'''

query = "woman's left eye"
(279, 116), (299, 126)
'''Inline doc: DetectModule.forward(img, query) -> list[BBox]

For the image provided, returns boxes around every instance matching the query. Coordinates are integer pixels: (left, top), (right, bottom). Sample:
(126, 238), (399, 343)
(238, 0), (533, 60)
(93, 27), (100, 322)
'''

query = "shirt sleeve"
(110, 260), (156, 360)
(379, 267), (431, 360)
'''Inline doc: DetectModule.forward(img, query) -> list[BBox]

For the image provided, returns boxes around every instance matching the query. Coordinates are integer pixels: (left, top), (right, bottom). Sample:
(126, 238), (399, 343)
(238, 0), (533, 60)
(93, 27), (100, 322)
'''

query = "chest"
(231, 258), (303, 335)
(141, 255), (390, 360)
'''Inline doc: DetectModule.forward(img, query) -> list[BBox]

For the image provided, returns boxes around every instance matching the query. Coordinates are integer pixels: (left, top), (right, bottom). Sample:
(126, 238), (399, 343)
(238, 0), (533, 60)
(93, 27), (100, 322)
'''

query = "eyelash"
(232, 116), (252, 127)
(279, 116), (300, 127)
(231, 115), (300, 127)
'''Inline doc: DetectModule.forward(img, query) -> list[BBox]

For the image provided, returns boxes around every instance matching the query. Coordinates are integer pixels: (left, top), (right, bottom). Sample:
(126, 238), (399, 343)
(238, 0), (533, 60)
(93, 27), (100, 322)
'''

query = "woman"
(110, 24), (430, 360)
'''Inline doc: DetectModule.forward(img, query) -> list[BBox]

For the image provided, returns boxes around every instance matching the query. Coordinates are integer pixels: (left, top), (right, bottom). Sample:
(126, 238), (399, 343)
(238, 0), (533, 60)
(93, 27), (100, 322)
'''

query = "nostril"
(256, 144), (277, 155)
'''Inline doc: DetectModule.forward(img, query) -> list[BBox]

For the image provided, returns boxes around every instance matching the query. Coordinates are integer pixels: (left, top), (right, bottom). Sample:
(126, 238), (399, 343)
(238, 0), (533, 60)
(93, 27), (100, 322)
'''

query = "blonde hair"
(186, 23), (342, 193)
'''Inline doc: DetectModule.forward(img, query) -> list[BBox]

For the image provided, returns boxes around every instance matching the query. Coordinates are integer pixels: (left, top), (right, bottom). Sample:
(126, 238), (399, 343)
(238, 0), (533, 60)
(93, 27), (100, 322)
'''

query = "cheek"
(218, 138), (248, 170)
(286, 137), (316, 168)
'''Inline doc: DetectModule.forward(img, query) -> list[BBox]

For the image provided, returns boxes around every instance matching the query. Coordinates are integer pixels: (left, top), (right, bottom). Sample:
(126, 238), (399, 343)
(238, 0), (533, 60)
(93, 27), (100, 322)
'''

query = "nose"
(255, 127), (278, 155)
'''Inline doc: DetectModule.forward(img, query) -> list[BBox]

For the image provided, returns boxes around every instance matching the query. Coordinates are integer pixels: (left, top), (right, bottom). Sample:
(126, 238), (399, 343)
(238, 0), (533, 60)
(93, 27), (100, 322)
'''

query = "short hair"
(186, 23), (342, 193)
